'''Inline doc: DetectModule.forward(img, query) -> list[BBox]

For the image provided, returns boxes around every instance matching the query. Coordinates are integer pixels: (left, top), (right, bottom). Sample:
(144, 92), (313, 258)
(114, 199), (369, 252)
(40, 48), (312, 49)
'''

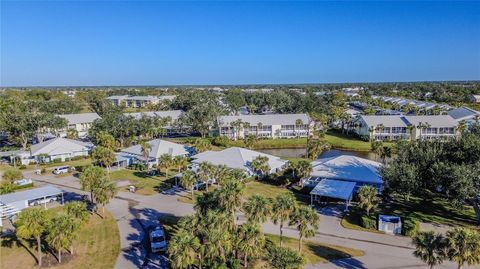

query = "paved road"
(25, 170), (471, 269)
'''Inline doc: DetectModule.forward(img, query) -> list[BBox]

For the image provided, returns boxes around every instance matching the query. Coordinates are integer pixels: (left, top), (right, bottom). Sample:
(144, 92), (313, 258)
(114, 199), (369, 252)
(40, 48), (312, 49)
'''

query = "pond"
(258, 148), (377, 161)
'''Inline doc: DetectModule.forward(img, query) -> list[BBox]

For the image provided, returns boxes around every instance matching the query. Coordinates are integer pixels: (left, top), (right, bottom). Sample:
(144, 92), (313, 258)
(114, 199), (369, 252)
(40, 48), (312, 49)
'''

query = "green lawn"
(342, 195), (478, 233)
(1, 210), (120, 269)
(265, 234), (364, 265)
(324, 130), (394, 152)
(109, 169), (174, 195)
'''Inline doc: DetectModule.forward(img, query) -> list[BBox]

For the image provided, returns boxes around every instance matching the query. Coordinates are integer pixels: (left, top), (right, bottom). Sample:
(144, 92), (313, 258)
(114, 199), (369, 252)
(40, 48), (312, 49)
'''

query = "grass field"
(0, 211), (120, 269)
(109, 169), (174, 195)
(265, 234), (364, 265)
(342, 195), (478, 233)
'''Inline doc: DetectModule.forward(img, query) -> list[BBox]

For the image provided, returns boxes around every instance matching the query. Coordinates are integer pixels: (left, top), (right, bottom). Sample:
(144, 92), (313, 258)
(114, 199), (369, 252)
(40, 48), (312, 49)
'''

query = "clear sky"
(1, 1), (479, 86)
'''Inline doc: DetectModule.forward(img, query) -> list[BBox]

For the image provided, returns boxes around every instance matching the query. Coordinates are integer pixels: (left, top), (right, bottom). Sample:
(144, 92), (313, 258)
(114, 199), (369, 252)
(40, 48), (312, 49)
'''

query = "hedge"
(403, 218), (420, 237)
(361, 215), (377, 229)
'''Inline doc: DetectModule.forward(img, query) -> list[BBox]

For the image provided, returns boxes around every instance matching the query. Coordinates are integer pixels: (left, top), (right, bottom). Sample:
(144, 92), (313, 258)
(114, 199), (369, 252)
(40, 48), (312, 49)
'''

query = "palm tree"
(180, 170), (197, 200)
(168, 229), (201, 269)
(250, 155), (270, 178)
(46, 215), (78, 263)
(272, 192), (297, 247)
(140, 140), (151, 165)
(64, 201), (90, 224)
(256, 122), (263, 137)
(92, 176), (117, 218)
(357, 185), (380, 216)
(16, 207), (51, 267)
(295, 119), (304, 137)
(296, 160), (312, 187)
(173, 156), (189, 186)
(289, 205), (320, 252)
(80, 165), (107, 203)
(457, 120), (468, 135)
(379, 146), (392, 164)
(218, 179), (245, 226)
(446, 227), (480, 269)
(244, 134), (257, 149)
(242, 194), (271, 224)
(91, 146), (116, 173)
(159, 153), (172, 178)
(406, 124), (415, 141)
(412, 231), (447, 269)
(212, 164), (229, 186)
(237, 222), (266, 268)
(198, 162), (214, 191)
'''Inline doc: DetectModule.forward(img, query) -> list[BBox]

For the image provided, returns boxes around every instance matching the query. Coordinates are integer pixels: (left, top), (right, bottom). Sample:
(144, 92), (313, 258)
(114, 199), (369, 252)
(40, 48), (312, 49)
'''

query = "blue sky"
(1, 1), (479, 86)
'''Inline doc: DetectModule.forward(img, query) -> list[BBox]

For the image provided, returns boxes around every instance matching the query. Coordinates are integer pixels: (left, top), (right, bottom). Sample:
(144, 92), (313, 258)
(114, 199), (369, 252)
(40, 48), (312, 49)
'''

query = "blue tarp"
(310, 179), (356, 200)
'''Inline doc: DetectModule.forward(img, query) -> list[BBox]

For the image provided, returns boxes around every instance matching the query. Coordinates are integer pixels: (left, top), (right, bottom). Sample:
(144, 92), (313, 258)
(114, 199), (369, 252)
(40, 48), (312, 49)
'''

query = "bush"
(18, 165), (27, 170)
(16, 183), (34, 190)
(71, 155), (86, 161)
(212, 136), (229, 147)
(403, 218), (420, 237)
(74, 165), (87, 173)
(265, 243), (305, 269)
(2, 169), (23, 182)
(64, 157), (71, 162)
(40, 168), (47, 174)
(361, 215), (377, 229)
(52, 158), (62, 163)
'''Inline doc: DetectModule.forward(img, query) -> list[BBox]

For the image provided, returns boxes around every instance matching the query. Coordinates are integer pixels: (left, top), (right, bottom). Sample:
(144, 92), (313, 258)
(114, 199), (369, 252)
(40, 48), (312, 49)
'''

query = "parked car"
(14, 178), (33, 186)
(193, 180), (206, 190)
(52, 166), (69, 175)
(29, 196), (57, 206)
(150, 226), (167, 253)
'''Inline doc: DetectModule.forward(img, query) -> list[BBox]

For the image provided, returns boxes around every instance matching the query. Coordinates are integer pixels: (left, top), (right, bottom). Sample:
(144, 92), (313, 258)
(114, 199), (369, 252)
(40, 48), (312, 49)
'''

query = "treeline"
(382, 126), (480, 224)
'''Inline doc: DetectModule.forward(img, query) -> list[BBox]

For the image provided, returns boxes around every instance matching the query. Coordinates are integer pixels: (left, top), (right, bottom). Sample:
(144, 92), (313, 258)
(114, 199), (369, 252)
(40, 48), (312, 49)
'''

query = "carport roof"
(310, 179), (356, 200)
(0, 186), (63, 204)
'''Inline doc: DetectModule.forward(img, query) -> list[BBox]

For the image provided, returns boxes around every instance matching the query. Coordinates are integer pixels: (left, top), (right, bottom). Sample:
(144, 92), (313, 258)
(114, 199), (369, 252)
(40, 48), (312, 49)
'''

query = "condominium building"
(217, 114), (313, 139)
(106, 95), (176, 108)
(353, 115), (458, 141)
(57, 113), (101, 137)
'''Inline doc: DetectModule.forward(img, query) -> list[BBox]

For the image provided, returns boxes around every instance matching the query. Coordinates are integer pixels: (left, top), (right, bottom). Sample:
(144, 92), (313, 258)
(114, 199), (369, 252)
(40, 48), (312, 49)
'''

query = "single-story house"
(217, 114), (313, 139)
(468, 94), (480, 103)
(57, 112), (101, 137)
(2, 138), (93, 165)
(191, 147), (288, 176)
(120, 139), (191, 167)
(304, 155), (383, 190)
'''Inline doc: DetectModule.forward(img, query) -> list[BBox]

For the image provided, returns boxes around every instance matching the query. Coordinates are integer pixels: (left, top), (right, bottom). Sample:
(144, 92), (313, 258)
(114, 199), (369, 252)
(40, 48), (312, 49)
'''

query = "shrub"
(71, 156), (85, 161)
(16, 183), (34, 190)
(403, 218), (420, 237)
(0, 183), (16, 194)
(64, 157), (71, 162)
(40, 168), (47, 174)
(361, 215), (377, 229)
(74, 165), (87, 173)
(2, 169), (23, 183)
(52, 158), (62, 163)
(18, 165), (27, 170)
(212, 136), (229, 147)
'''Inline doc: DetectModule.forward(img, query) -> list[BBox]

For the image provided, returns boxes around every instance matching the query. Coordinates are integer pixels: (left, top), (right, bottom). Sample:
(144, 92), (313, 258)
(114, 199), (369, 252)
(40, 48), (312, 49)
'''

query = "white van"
(52, 166), (69, 175)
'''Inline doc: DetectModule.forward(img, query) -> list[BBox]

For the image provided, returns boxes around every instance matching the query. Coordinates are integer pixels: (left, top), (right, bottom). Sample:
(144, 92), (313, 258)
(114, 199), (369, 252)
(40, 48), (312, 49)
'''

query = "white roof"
(125, 110), (183, 121)
(311, 155), (382, 185)
(310, 179), (356, 200)
(121, 139), (189, 159)
(218, 114), (311, 127)
(0, 186), (63, 204)
(191, 147), (287, 173)
(30, 138), (93, 156)
(58, 113), (100, 125)
(107, 95), (159, 101)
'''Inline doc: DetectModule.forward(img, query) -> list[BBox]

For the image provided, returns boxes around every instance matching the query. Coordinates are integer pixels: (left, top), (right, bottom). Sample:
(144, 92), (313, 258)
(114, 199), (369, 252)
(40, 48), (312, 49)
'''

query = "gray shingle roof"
(191, 147), (287, 173)
(57, 113), (100, 125)
(30, 138), (93, 156)
(359, 115), (458, 128)
(218, 114), (311, 127)
(359, 115), (409, 128)
(404, 115), (458, 128)
(121, 139), (189, 159)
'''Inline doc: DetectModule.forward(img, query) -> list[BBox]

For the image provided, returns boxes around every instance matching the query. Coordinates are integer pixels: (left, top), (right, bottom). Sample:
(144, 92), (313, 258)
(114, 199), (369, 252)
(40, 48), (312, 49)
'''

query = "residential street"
(25, 170), (472, 269)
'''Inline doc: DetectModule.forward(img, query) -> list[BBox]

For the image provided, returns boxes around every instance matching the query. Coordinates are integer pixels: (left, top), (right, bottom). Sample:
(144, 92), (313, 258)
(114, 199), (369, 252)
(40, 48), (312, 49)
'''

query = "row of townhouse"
(106, 95), (176, 108)
(352, 115), (459, 141)
(371, 96), (451, 112)
(217, 114), (313, 139)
